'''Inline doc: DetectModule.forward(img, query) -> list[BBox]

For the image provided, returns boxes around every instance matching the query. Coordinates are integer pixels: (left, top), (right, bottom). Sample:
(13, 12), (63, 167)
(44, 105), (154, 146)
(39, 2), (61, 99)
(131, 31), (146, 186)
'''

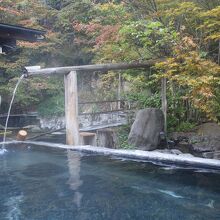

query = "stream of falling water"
(1, 74), (25, 149)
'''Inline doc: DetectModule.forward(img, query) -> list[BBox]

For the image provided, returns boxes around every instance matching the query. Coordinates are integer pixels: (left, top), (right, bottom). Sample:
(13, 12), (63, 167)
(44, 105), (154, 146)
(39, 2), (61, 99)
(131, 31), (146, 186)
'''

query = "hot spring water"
(0, 145), (220, 220)
(0, 72), (220, 219)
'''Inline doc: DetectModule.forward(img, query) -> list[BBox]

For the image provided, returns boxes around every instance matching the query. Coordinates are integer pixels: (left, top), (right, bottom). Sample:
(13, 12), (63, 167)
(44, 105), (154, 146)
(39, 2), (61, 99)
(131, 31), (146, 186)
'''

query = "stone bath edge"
(1, 141), (220, 170)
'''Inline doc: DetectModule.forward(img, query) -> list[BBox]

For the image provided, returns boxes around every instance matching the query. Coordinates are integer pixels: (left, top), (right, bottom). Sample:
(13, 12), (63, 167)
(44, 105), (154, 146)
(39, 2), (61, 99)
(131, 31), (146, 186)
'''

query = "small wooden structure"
(26, 59), (167, 145)
(79, 132), (97, 146)
(0, 23), (45, 53)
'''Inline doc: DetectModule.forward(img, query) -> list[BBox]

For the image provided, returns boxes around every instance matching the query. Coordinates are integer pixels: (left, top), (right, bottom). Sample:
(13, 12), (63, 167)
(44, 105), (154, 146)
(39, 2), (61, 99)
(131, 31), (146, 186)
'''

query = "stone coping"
(1, 141), (220, 170)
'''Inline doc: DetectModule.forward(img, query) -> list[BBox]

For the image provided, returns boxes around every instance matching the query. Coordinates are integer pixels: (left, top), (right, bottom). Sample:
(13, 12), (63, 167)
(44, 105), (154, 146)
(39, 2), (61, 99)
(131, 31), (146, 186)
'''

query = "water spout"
(2, 74), (25, 148)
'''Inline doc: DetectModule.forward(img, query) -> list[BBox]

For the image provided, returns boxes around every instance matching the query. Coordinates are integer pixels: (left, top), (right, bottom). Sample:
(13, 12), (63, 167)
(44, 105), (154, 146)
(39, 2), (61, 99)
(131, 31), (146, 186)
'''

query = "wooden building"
(0, 23), (45, 53)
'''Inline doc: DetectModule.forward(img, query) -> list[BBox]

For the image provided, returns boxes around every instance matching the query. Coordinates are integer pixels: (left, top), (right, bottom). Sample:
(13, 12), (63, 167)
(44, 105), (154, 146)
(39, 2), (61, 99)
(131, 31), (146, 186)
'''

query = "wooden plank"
(80, 132), (96, 137)
(161, 77), (167, 134)
(26, 59), (164, 77)
(64, 71), (79, 145)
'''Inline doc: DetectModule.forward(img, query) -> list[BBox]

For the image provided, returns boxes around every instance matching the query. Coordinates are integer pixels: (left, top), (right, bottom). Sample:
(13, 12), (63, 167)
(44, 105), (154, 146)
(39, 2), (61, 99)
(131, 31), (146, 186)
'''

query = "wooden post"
(161, 78), (167, 134)
(117, 72), (122, 110)
(64, 71), (79, 145)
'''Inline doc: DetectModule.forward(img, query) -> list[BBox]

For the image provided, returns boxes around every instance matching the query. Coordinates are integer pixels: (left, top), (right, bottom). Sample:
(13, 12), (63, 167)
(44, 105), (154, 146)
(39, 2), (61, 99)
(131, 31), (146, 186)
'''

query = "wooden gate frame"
(26, 59), (166, 145)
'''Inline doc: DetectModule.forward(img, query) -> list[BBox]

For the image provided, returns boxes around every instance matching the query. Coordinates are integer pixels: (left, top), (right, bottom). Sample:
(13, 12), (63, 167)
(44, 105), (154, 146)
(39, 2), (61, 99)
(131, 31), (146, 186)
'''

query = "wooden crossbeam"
(26, 59), (164, 76)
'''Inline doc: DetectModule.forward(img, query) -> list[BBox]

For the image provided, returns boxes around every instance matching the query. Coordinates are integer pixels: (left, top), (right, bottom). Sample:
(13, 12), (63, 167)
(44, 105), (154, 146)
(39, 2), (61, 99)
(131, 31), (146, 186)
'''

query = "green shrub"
(37, 95), (64, 117)
(116, 125), (135, 149)
(176, 121), (197, 132)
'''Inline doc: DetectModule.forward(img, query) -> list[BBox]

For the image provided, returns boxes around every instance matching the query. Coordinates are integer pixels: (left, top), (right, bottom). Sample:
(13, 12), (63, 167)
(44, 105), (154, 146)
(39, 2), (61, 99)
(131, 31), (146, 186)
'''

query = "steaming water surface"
(0, 145), (220, 220)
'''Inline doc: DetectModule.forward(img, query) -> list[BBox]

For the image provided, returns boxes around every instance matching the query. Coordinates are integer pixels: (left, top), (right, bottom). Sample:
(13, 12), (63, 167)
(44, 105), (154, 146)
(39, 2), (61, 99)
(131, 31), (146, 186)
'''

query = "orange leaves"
(73, 21), (102, 33)
(19, 19), (34, 27)
(199, 6), (220, 42)
(197, 87), (214, 98)
(0, 6), (21, 15)
(182, 36), (197, 48)
(45, 31), (59, 41)
(156, 35), (220, 121)
(73, 21), (120, 49)
(174, 36), (197, 54)
(17, 41), (48, 49)
(95, 25), (120, 48)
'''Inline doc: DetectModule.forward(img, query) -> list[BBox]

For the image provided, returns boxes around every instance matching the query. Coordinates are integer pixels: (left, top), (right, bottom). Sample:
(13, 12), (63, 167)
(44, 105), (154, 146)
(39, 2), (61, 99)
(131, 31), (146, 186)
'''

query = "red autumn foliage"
(73, 21), (120, 48)
(95, 24), (120, 48)
(0, 6), (21, 15)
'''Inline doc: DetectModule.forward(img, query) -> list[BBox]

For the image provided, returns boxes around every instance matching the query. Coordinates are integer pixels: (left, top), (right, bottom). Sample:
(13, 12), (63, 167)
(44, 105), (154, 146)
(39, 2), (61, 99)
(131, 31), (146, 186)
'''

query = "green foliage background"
(0, 0), (220, 132)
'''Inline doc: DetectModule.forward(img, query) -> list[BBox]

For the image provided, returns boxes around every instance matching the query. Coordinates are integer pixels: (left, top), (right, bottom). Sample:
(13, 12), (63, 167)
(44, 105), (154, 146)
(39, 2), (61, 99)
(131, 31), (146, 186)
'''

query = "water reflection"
(67, 150), (83, 208)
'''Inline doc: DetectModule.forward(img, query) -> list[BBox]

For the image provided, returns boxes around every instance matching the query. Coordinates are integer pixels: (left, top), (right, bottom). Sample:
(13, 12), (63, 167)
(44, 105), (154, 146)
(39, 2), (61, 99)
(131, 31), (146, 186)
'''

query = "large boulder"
(169, 122), (220, 159)
(190, 123), (220, 155)
(196, 122), (220, 137)
(190, 135), (220, 153)
(128, 108), (164, 150)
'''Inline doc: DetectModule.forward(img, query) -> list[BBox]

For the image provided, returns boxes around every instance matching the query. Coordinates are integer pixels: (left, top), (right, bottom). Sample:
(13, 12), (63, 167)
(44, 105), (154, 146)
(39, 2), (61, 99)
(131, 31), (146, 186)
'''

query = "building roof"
(0, 23), (46, 53)
(0, 22), (46, 42)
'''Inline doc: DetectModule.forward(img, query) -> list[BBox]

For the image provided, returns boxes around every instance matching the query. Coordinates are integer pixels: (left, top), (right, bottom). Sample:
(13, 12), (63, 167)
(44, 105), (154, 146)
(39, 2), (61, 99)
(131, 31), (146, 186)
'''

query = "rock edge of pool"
(1, 141), (220, 170)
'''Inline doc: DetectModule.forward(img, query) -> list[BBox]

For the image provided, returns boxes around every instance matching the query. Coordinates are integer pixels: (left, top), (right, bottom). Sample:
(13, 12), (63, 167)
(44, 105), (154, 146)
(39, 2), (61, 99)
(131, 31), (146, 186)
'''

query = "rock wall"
(39, 116), (65, 131)
(39, 112), (128, 131)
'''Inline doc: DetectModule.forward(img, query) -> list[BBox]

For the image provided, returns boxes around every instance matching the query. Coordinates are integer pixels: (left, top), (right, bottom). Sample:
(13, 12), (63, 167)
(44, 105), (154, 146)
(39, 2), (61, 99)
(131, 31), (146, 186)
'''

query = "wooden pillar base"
(79, 132), (97, 146)
(64, 71), (79, 145)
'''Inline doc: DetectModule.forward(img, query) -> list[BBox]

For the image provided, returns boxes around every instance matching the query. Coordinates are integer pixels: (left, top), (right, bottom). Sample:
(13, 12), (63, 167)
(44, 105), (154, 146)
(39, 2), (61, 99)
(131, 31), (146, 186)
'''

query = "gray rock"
(190, 122), (220, 153)
(170, 149), (183, 155)
(23, 125), (42, 132)
(154, 149), (183, 155)
(170, 132), (195, 142)
(30, 126), (42, 133)
(169, 123), (220, 159)
(169, 132), (194, 153)
(213, 152), (220, 159)
(153, 149), (195, 158)
(128, 108), (164, 150)
(182, 153), (194, 158)
(154, 149), (171, 154)
(190, 136), (220, 153)
(202, 151), (220, 159)
(197, 122), (220, 138)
